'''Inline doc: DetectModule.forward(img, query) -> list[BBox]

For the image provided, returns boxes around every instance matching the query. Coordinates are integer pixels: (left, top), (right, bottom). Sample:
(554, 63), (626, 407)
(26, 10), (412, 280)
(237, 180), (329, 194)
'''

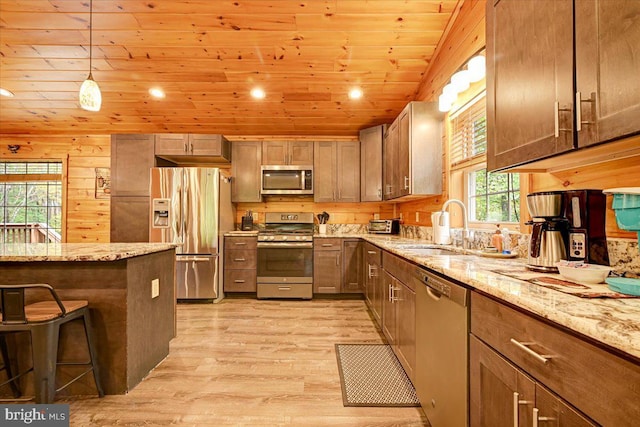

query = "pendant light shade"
(79, 0), (101, 112)
(79, 73), (102, 112)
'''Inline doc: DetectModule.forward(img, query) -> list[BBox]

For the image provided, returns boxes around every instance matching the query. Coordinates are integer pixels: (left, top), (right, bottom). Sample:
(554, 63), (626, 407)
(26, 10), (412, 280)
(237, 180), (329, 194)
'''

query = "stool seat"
(25, 300), (88, 322)
(0, 283), (103, 403)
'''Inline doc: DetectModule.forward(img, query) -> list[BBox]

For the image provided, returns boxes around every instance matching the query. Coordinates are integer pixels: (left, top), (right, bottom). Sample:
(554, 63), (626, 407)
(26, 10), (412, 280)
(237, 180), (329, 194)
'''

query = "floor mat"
(335, 343), (420, 407)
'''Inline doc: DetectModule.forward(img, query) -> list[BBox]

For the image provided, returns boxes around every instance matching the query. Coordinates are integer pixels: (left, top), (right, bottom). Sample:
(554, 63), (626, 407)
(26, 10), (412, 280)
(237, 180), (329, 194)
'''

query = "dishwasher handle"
(416, 269), (468, 307)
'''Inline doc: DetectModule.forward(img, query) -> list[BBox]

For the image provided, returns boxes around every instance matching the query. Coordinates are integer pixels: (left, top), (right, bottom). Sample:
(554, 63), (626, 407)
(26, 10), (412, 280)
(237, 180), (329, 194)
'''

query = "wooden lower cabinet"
(363, 242), (383, 326)
(313, 238), (363, 294)
(382, 267), (415, 382)
(341, 239), (362, 293)
(313, 239), (342, 293)
(470, 335), (595, 427)
(471, 291), (640, 426)
(223, 236), (257, 292)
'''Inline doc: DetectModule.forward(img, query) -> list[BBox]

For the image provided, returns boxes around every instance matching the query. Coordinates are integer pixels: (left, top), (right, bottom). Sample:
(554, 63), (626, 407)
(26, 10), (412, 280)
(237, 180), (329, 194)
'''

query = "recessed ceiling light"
(349, 88), (363, 100)
(250, 87), (266, 99)
(149, 88), (166, 99)
(0, 88), (15, 97)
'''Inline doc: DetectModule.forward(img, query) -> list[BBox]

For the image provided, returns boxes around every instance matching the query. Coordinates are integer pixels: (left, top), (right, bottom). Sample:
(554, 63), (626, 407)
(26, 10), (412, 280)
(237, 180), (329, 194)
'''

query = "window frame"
(464, 163), (521, 226)
(0, 159), (66, 244)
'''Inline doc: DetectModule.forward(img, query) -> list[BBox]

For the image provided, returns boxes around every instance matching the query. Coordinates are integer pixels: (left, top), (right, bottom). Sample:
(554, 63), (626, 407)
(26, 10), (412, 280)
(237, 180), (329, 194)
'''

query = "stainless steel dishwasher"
(414, 267), (469, 427)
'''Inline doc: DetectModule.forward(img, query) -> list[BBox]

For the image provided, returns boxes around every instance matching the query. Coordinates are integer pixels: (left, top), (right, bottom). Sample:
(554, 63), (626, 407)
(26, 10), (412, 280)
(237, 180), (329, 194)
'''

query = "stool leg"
(30, 323), (60, 404)
(0, 334), (21, 398)
(81, 310), (104, 397)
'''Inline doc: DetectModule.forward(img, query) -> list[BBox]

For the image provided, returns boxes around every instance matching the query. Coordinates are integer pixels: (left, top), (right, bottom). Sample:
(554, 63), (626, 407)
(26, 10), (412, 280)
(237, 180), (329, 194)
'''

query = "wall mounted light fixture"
(79, 0), (102, 112)
(438, 52), (486, 112)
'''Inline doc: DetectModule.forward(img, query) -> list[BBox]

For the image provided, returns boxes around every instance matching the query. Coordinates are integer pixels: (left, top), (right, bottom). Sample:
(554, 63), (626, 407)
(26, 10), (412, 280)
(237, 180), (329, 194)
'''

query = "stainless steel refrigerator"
(150, 167), (235, 301)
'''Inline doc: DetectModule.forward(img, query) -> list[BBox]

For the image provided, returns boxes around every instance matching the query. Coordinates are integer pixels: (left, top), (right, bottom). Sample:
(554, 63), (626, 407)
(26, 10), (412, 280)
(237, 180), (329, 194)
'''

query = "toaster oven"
(368, 219), (400, 234)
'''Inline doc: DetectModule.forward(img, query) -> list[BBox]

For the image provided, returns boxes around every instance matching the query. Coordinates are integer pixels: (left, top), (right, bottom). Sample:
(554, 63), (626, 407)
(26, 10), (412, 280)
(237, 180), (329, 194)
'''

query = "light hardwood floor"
(65, 298), (430, 426)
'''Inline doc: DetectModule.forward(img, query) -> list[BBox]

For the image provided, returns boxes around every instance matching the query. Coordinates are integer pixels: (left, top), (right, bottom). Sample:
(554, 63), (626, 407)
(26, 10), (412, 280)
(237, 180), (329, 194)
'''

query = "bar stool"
(0, 334), (21, 397)
(0, 283), (104, 403)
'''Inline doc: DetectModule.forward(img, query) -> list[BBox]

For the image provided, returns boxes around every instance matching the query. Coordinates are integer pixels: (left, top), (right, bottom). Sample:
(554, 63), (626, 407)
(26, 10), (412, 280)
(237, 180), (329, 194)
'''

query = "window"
(448, 92), (521, 225)
(468, 167), (520, 223)
(0, 161), (63, 244)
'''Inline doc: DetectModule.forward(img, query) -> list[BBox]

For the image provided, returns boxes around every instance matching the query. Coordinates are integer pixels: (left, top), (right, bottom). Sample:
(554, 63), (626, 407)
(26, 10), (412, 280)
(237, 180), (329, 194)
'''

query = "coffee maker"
(526, 191), (568, 272)
(563, 189), (609, 266)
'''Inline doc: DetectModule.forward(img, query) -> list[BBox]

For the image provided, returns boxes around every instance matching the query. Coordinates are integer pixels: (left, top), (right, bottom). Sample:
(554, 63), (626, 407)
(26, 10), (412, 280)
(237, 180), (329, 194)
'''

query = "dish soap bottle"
(502, 227), (511, 254)
(490, 224), (503, 253)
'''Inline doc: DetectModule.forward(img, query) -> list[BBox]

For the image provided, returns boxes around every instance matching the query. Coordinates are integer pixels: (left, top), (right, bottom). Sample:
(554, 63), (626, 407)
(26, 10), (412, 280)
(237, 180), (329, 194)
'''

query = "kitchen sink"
(404, 248), (460, 256)
(394, 244), (463, 256)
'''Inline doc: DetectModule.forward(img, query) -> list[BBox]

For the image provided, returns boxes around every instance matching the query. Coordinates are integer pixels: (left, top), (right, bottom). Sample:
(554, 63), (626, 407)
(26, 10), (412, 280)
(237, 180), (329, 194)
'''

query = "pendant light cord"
(88, 0), (93, 77)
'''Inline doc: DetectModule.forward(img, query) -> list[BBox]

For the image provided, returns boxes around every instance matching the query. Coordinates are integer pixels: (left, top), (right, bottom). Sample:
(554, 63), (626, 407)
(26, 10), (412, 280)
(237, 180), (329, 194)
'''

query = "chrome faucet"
(440, 199), (470, 250)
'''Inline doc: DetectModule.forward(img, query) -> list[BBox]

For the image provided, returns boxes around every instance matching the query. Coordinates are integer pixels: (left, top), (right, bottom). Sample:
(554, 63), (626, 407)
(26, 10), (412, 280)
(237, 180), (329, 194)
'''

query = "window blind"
(449, 92), (486, 165)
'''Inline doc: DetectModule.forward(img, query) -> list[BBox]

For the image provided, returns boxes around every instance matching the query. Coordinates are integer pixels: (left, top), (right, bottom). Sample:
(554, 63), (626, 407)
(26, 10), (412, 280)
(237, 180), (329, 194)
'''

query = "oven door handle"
(257, 242), (313, 248)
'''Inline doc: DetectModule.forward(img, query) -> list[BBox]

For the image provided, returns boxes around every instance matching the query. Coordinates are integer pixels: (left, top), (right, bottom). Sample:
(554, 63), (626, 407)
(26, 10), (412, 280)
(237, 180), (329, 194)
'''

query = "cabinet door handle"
(404, 176), (409, 190)
(532, 408), (555, 427)
(554, 101), (560, 138)
(190, 143), (194, 153)
(234, 258), (246, 262)
(233, 242), (247, 246)
(513, 392), (533, 427)
(336, 254), (340, 266)
(367, 250), (377, 255)
(184, 142), (188, 152)
(575, 91), (595, 132)
(378, 188), (382, 198)
(510, 338), (553, 364)
(234, 279), (245, 283)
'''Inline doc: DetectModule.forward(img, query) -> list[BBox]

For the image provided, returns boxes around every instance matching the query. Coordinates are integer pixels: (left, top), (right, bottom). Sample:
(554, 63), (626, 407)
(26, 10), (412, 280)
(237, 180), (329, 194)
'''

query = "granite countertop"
(357, 234), (640, 361)
(0, 243), (177, 262)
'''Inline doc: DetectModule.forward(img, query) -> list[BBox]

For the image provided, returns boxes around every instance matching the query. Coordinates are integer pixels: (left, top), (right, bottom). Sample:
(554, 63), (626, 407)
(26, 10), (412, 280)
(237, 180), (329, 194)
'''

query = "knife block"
(241, 216), (253, 231)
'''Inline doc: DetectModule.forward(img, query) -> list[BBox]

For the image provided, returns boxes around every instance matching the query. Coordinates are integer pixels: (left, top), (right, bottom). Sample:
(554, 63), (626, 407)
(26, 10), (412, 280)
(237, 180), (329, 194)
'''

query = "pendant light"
(79, 0), (101, 112)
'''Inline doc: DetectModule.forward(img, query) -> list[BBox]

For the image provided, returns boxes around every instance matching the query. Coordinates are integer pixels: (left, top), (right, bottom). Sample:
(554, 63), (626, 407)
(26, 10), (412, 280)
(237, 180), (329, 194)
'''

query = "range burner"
(258, 212), (315, 242)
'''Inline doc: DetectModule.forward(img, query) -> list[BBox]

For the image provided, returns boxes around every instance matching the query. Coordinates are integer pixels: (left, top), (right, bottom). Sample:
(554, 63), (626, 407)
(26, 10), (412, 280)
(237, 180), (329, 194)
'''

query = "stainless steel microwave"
(261, 165), (313, 195)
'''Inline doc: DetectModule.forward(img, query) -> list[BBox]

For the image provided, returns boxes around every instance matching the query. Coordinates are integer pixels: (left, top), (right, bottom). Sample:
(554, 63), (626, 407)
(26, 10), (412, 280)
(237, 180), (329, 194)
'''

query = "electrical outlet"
(399, 213), (403, 220)
(373, 213), (380, 220)
(151, 279), (160, 298)
(252, 211), (258, 220)
(415, 212), (420, 222)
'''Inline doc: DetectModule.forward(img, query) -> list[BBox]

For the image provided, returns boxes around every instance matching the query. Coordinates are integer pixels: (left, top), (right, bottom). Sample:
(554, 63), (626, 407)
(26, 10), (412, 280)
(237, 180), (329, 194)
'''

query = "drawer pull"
(234, 280), (245, 283)
(233, 242), (247, 245)
(233, 258), (246, 262)
(367, 250), (377, 255)
(278, 286), (291, 291)
(321, 243), (333, 247)
(510, 338), (553, 364)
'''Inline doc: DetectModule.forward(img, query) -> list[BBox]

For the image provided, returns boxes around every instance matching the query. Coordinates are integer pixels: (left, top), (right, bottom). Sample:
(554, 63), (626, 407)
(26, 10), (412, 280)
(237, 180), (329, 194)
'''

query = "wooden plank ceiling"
(0, 0), (459, 136)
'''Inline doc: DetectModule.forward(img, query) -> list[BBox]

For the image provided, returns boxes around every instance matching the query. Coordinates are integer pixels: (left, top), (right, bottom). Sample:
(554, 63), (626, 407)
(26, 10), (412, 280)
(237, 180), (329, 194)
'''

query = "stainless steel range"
(257, 212), (314, 299)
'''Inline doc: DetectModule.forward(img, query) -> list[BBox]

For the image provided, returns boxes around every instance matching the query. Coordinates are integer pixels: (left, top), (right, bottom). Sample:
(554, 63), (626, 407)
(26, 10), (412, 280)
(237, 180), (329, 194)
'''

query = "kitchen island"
(0, 243), (177, 396)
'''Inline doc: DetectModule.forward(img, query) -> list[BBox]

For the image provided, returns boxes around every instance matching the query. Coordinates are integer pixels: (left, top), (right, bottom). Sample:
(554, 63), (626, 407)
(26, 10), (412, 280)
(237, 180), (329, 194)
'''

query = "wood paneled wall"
(0, 134), (111, 242)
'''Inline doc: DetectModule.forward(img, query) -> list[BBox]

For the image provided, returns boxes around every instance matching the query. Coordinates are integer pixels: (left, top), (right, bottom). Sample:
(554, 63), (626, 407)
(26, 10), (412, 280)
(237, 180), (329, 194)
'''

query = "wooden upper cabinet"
(155, 134), (231, 162)
(575, 0), (640, 148)
(262, 141), (313, 165)
(110, 134), (155, 197)
(154, 134), (190, 156)
(313, 141), (360, 203)
(231, 141), (262, 203)
(487, 0), (640, 172)
(383, 102), (442, 200)
(360, 125), (386, 202)
(487, 0), (574, 172)
(383, 120), (399, 200)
